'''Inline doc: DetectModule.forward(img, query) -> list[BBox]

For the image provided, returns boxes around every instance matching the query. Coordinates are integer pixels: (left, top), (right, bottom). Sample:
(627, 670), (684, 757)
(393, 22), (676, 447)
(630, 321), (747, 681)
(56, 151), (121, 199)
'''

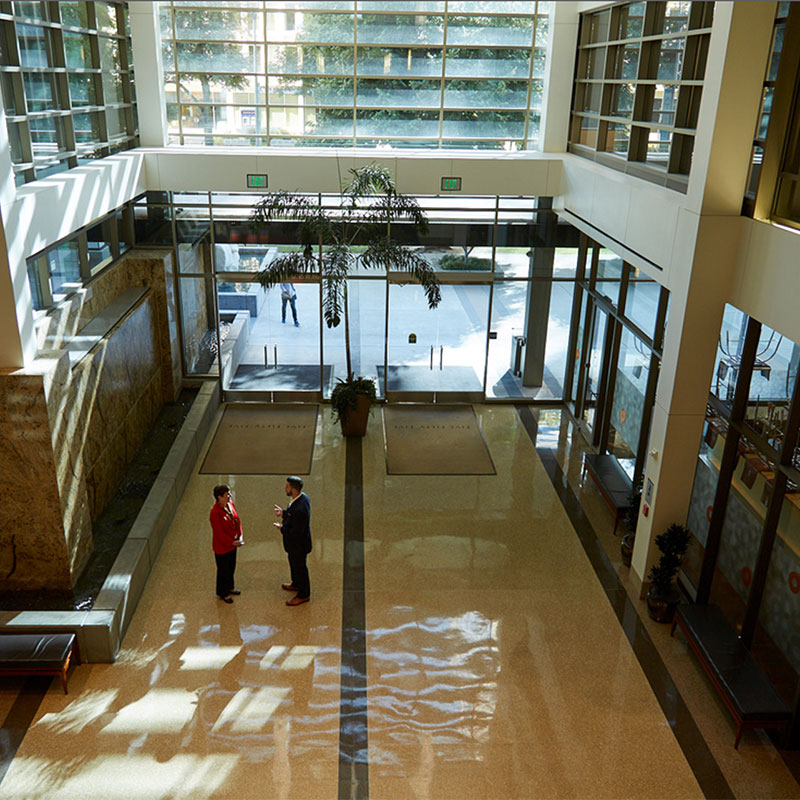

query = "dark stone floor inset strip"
(516, 406), (733, 800)
(0, 677), (50, 787)
(338, 436), (369, 800)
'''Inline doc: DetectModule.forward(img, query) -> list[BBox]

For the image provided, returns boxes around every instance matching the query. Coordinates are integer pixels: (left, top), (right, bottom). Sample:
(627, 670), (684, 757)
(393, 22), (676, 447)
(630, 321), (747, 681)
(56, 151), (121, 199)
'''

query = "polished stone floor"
(1, 405), (799, 799)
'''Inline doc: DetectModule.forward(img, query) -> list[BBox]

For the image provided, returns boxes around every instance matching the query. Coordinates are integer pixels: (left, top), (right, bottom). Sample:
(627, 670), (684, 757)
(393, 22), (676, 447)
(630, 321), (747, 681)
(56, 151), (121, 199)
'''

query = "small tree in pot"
(251, 164), (441, 436)
(646, 523), (690, 623)
(330, 375), (377, 437)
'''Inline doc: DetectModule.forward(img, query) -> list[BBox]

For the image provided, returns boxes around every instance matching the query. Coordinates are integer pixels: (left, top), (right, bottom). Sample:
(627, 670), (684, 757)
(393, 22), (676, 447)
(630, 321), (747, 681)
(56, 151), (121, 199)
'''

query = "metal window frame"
(569, 0), (712, 191)
(752, 4), (800, 225)
(162, 0), (548, 151)
(0, 1), (139, 184)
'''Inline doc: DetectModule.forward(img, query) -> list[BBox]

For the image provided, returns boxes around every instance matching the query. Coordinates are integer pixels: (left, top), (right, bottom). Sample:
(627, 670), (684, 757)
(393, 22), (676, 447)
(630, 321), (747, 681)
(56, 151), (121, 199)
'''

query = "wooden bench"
(671, 604), (790, 748)
(0, 633), (80, 694)
(581, 453), (633, 534)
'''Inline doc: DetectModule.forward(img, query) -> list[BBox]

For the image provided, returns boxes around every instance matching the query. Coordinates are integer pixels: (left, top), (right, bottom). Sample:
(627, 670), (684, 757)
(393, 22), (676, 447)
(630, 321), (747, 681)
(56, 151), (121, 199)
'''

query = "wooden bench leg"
(670, 619), (677, 637)
(72, 640), (82, 666)
(60, 667), (68, 694)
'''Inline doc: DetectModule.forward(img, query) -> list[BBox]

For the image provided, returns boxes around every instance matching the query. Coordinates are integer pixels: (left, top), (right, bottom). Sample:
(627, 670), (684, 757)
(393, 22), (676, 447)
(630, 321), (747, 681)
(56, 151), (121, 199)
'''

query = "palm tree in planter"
(250, 164), (441, 436)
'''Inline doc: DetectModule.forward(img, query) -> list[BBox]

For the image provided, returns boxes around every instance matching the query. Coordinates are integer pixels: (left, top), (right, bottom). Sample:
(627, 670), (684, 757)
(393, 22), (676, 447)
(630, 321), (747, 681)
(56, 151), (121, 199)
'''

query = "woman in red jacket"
(209, 484), (243, 603)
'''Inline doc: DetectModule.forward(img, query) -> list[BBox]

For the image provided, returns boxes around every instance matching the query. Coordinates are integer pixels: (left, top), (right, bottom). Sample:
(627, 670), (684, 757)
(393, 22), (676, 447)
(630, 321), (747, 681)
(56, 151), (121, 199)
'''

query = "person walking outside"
(210, 484), (244, 603)
(273, 476), (311, 605)
(280, 282), (299, 326)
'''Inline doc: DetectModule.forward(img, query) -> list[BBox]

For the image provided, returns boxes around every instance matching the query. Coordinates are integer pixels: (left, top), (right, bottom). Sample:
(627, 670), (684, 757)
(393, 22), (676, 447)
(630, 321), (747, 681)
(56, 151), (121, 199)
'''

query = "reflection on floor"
(228, 364), (333, 392)
(0, 406), (798, 799)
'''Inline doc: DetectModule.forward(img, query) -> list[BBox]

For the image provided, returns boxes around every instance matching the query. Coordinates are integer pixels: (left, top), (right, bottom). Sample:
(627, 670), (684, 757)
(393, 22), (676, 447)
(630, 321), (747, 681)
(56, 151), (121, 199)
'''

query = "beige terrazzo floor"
(0, 403), (759, 799)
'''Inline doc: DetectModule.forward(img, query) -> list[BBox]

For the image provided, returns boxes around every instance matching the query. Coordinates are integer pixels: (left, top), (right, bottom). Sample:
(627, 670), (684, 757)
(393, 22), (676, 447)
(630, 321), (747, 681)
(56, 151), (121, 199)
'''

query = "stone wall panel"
(1, 250), (179, 590)
(0, 373), (73, 590)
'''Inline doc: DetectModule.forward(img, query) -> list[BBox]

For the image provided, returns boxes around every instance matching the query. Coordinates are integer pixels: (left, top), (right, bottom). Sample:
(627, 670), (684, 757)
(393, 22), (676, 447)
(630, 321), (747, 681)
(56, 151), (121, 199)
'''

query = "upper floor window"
(569, 0), (714, 192)
(743, 2), (790, 218)
(0, 1), (139, 186)
(159, 0), (551, 151)
(745, 2), (800, 230)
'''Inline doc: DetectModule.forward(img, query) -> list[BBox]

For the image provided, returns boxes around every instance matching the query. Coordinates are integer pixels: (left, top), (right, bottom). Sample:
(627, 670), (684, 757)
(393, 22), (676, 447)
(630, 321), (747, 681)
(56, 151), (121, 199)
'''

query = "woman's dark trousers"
(215, 549), (237, 598)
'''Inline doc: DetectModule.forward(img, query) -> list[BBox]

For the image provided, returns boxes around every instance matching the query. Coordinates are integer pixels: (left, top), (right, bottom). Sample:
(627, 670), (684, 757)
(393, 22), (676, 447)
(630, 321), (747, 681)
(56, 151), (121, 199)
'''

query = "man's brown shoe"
(286, 596), (309, 606)
(281, 583), (299, 592)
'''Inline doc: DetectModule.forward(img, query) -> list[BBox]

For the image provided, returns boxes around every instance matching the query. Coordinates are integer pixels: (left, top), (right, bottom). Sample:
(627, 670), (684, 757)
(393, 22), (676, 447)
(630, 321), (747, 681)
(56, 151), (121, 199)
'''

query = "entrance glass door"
(322, 277), (386, 398)
(581, 305), (610, 436)
(385, 279), (489, 402)
(216, 272), (322, 400)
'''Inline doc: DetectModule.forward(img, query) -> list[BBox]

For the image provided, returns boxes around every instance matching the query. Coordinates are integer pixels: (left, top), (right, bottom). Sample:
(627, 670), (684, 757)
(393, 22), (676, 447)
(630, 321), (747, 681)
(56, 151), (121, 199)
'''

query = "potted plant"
(655, 523), (690, 564)
(330, 374), (377, 437)
(646, 523), (690, 622)
(250, 164), (441, 435)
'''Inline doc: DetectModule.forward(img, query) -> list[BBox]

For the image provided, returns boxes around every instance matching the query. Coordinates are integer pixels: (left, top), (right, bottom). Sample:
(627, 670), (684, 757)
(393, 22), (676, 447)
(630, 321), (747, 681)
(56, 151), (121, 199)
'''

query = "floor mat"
(382, 405), (495, 475)
(229, 364), (332, 392)
(200, 404), (317, 475)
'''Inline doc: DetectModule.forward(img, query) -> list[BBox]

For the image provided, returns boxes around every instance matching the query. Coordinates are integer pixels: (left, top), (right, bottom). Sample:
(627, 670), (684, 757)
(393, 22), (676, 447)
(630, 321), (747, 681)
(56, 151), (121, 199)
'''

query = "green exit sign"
(441, 176), (462, 191)
(247, 173), (268, 189)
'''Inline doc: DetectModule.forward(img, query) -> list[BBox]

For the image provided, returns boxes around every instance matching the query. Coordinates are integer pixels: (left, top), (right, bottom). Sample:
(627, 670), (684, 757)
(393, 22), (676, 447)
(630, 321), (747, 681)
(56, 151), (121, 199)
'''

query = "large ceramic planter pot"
(620, 532), (635, 567)
(340, 395), (371, 437)
(646, 585), (680, 623)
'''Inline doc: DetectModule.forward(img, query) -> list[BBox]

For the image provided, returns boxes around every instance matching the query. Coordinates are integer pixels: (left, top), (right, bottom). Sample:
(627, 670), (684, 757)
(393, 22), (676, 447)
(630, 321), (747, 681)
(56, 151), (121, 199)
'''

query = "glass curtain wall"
(488, 198), (578, 401)
(0, 1), (139, 186)
(163, 191), (580, 401)
(159, 0), (550, 150)
(686, 303), (800, 743)
(565, 235), (668, 486)
(569, 0), (714, 192)
(743, 2), (800, 227)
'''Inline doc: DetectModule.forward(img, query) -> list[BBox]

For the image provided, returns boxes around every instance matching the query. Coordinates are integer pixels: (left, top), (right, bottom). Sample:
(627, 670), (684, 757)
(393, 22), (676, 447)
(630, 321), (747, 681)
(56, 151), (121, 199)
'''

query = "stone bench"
(0, 632), (80, 693)
(581, 453), (633, 534)
(671, 604), (791, 748)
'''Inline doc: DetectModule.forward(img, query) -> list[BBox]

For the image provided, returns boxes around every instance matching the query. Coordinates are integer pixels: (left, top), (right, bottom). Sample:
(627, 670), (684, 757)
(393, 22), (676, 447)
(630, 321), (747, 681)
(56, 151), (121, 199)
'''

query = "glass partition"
(486, 278), (574, 400)
(744, 323), (797, 451)
(608, 327), (649, 471)
(712, 304), (748, 407)
(625, 272), (660, 338)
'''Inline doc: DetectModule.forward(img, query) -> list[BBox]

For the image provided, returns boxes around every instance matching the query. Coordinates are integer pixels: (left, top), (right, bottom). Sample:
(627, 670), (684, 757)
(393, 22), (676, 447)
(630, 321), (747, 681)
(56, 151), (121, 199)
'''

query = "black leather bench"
(581, 453), (633, 534)
(0, 633), (80, 694)
(671, 604), (790, 748)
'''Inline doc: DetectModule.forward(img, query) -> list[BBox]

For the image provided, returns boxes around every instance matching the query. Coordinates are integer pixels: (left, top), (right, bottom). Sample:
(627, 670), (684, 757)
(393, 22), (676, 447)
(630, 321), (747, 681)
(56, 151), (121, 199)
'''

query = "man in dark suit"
(273, 475), (312, 606)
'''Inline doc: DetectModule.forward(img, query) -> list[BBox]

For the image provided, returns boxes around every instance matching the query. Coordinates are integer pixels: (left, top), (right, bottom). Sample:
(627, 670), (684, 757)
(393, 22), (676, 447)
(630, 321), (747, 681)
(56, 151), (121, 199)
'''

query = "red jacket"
(210, 501), (242, 554)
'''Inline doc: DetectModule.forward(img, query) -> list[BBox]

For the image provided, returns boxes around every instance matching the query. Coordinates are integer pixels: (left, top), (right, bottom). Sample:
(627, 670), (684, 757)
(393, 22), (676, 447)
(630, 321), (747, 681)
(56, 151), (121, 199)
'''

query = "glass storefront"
(687, 302), (800, 717)
(566, 239), (668, 487)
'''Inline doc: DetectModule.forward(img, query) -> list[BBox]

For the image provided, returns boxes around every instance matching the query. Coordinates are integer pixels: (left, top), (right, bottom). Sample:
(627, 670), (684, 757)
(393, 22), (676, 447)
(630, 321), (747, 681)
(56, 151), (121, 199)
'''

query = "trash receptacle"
(510, 335), (526, 377)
